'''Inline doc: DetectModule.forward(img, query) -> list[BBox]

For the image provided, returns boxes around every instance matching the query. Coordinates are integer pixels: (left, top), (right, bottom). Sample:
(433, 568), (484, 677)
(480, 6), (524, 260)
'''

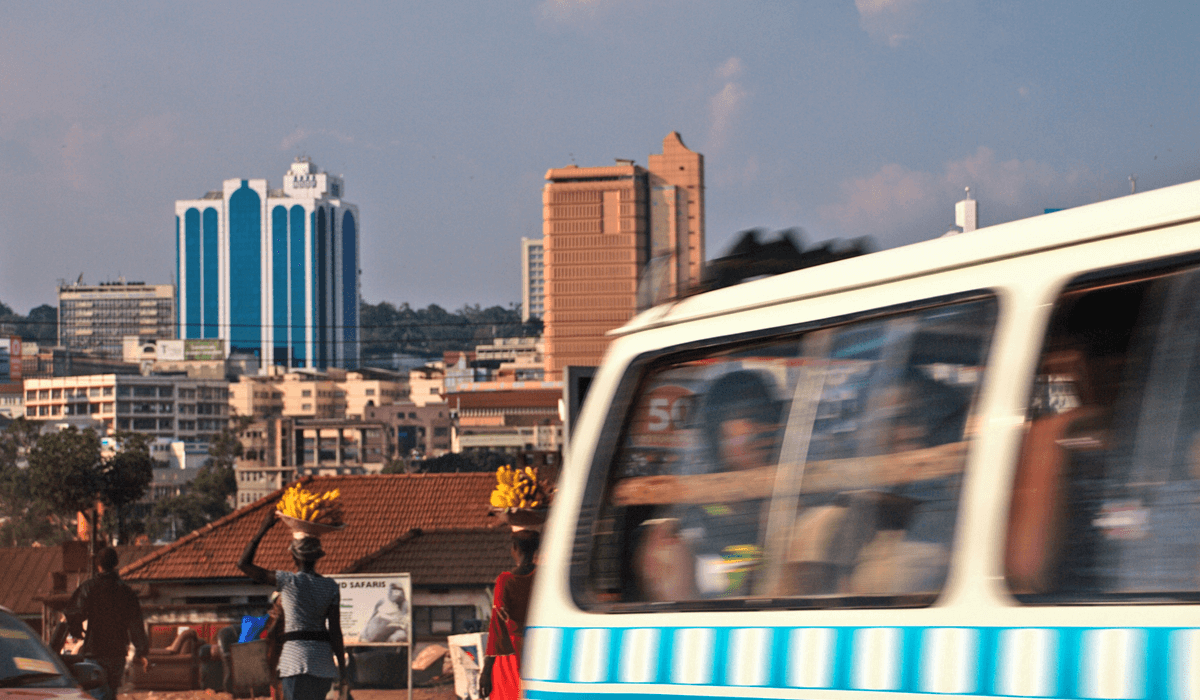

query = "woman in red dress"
(480, 530), (540, 700)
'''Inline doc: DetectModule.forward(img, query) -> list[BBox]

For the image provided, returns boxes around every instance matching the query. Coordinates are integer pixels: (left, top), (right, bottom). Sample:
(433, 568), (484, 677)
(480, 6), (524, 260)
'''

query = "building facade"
(542, 132), (704, 378)
(23, 374), (230, 443)
(521, 237), (545, 322)
(175, 157), (360, 370)
(58, 281), (175, 358)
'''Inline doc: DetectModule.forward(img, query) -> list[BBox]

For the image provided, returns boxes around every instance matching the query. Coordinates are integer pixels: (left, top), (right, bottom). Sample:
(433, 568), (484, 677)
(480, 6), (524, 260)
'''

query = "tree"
(145, 421), (243, 541)
(98, 433), (155, 545)
(148, 463), (237, 540)
(26, 427), (103, 517)
(0, 420), (73, 546)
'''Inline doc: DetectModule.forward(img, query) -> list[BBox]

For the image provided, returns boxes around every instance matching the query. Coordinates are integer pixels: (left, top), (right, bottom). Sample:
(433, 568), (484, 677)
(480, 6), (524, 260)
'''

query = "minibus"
(522, 177), (1200, 700)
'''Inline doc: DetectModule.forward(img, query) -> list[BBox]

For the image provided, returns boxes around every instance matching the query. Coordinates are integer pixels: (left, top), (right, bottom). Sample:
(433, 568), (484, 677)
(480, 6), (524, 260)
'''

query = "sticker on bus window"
(14, 658), (57, 674)
(0, 629), (30, 640)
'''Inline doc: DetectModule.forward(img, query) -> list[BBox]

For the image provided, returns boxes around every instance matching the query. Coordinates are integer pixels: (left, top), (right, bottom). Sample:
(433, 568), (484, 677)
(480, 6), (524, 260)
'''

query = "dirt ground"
(119, 683), (459, 700)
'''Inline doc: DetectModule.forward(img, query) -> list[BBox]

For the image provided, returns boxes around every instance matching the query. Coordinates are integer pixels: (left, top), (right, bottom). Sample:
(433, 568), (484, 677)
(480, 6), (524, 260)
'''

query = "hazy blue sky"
(1, 1), (1197, 314)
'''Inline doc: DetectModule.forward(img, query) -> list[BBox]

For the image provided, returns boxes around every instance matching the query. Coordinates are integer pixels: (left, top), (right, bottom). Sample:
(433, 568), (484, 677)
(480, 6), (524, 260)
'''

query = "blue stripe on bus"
(525, 625), (1200, 699)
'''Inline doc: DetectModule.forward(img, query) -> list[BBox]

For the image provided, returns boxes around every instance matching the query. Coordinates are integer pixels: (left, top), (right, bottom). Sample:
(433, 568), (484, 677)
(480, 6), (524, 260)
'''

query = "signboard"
(185, 338), (224, 361)
(331, 573), (412, 646)
(156, 340), (185, 361)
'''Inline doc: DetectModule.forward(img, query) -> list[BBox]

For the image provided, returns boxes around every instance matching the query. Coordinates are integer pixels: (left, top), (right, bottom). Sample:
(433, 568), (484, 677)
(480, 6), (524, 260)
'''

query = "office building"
(23, 374), (230, 443)
(542, 132), (704, 378)
(521, 237), (545, 322)
(175, 157), (360, 371)
(58, 281), (175, 358)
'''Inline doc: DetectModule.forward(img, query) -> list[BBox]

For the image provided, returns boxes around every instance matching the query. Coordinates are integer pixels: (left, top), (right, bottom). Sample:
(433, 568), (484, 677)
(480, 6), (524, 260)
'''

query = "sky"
(1, 0), (1198, 315)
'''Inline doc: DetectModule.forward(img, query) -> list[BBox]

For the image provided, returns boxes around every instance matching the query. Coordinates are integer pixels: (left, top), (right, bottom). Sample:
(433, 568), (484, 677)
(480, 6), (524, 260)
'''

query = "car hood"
(0, 687), (93, 700)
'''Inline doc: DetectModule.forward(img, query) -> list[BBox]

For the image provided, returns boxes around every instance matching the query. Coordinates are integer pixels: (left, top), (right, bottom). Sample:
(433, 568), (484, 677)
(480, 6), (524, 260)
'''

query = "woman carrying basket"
(239, 509), (347, 700)
(479, 530), (540, 700)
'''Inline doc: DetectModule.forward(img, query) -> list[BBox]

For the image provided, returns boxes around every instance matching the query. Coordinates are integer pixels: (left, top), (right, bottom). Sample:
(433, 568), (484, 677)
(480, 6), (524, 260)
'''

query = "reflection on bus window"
(583, 296), (997, 609)
(1007, 266), (1200, 602)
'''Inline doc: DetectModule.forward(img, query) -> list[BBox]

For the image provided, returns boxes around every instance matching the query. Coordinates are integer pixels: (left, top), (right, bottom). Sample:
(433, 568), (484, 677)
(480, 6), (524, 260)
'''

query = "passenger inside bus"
(607, 300), (995, 608)
(1007, 270), (1200, 601)
(634, 369), (784, 600)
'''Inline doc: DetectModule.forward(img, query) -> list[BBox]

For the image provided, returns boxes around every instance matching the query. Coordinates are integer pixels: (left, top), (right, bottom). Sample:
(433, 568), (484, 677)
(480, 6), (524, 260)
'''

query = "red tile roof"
(0, 544), (160, 617)
(346, 529), (514, 587)
(0, 547), (61, 616)
(121, 474), (507, 582)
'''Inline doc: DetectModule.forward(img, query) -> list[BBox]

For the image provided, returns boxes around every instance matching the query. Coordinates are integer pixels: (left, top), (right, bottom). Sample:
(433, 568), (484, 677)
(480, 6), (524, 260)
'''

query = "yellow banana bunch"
(489, 465), (545, 509)
(277, 484), (344, 525)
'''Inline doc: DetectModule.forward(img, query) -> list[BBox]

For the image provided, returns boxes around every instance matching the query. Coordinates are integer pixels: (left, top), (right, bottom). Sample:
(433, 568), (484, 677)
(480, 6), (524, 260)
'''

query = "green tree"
(145, 421), (243, 540)
(148, 463), (237, 540)
(26, 427), (103, 517)
(98, 433), (155, 544)
(0, 419), (75, 546)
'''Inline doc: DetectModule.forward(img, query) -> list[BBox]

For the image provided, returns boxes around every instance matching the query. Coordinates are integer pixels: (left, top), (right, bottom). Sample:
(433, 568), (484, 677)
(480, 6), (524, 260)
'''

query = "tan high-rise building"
(542, 132), (704, 379)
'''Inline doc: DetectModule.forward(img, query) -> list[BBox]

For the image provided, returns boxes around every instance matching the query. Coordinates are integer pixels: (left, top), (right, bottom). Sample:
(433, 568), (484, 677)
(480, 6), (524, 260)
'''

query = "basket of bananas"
(276, 483), (345, 537)
(489, 465), (549, 528)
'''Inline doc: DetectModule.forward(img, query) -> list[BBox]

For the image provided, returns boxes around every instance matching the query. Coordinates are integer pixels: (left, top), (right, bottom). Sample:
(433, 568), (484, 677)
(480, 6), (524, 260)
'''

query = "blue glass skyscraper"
(175, 157), (360, 369)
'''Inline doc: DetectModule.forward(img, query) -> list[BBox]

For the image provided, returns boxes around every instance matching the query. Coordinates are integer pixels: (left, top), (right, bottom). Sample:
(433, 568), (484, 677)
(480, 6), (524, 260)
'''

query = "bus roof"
(618, 176), (1200, 336)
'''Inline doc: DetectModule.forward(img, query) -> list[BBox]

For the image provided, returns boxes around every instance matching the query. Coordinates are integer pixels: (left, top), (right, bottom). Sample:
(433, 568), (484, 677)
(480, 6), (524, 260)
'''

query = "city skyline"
(1, 1), (1197, 316)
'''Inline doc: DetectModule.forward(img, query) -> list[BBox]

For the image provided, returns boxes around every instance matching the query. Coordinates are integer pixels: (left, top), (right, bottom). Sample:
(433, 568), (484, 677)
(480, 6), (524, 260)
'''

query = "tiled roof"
(0, 547), (61, 616)
(0, 544), (161, 616)
(121, 474), (506, 582)
(346, 529), (514, 587)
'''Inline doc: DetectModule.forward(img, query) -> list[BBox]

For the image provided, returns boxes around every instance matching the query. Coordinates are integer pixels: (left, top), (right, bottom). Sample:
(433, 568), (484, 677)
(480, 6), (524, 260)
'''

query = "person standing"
(479, 530), (539, 700)
(64, 547), (150, 700)
(239, 509), (346, 700)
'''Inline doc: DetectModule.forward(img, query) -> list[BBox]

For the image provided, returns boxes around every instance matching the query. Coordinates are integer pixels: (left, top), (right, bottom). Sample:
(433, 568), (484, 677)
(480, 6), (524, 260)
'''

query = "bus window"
(1007, 263), (1200, 602)
(579, 295), (997, 609)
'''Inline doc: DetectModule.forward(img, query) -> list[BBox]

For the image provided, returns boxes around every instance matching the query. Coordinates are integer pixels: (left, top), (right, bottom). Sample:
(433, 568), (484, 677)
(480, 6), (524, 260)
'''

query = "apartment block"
(542, 132), (704, 378)
(58, 281), (175, 358)
(521, 237), (545, 322)
(229, 368), (407, 421)
(23, 374), (230, 443)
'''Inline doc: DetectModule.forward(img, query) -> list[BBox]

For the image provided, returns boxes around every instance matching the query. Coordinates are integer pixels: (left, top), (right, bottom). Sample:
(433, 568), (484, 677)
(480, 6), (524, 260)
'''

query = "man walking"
(66, 547), (150, 700)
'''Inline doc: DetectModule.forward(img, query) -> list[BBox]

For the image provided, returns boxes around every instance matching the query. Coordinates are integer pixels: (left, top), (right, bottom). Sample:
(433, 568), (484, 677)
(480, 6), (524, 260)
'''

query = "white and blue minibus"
(522, 177), (1200, 700)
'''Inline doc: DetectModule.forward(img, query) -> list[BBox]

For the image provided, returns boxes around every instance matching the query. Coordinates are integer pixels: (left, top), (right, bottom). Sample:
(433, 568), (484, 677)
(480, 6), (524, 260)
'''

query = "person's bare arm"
(238, 509), (278, 586)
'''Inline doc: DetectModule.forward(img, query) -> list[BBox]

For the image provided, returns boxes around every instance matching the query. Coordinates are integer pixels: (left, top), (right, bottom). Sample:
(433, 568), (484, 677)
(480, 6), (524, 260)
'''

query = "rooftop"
(121, 473), (506, 582)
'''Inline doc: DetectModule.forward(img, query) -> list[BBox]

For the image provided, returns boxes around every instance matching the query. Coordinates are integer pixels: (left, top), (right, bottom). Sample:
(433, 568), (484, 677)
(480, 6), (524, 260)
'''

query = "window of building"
(302, 404), (312, 411)
(365, 389), (375, 396)
(89, 387), (100, 397)
(26, 391), (35, 401)
(51, 389), (61, 399)
(412, 606), (476, 639)
(38, 390), (49, 400)
(302, 390), (312, 397)
(103, 387), (113, 396)
(1006, 259), (1200, 604)
(578, 295), (997, 610)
